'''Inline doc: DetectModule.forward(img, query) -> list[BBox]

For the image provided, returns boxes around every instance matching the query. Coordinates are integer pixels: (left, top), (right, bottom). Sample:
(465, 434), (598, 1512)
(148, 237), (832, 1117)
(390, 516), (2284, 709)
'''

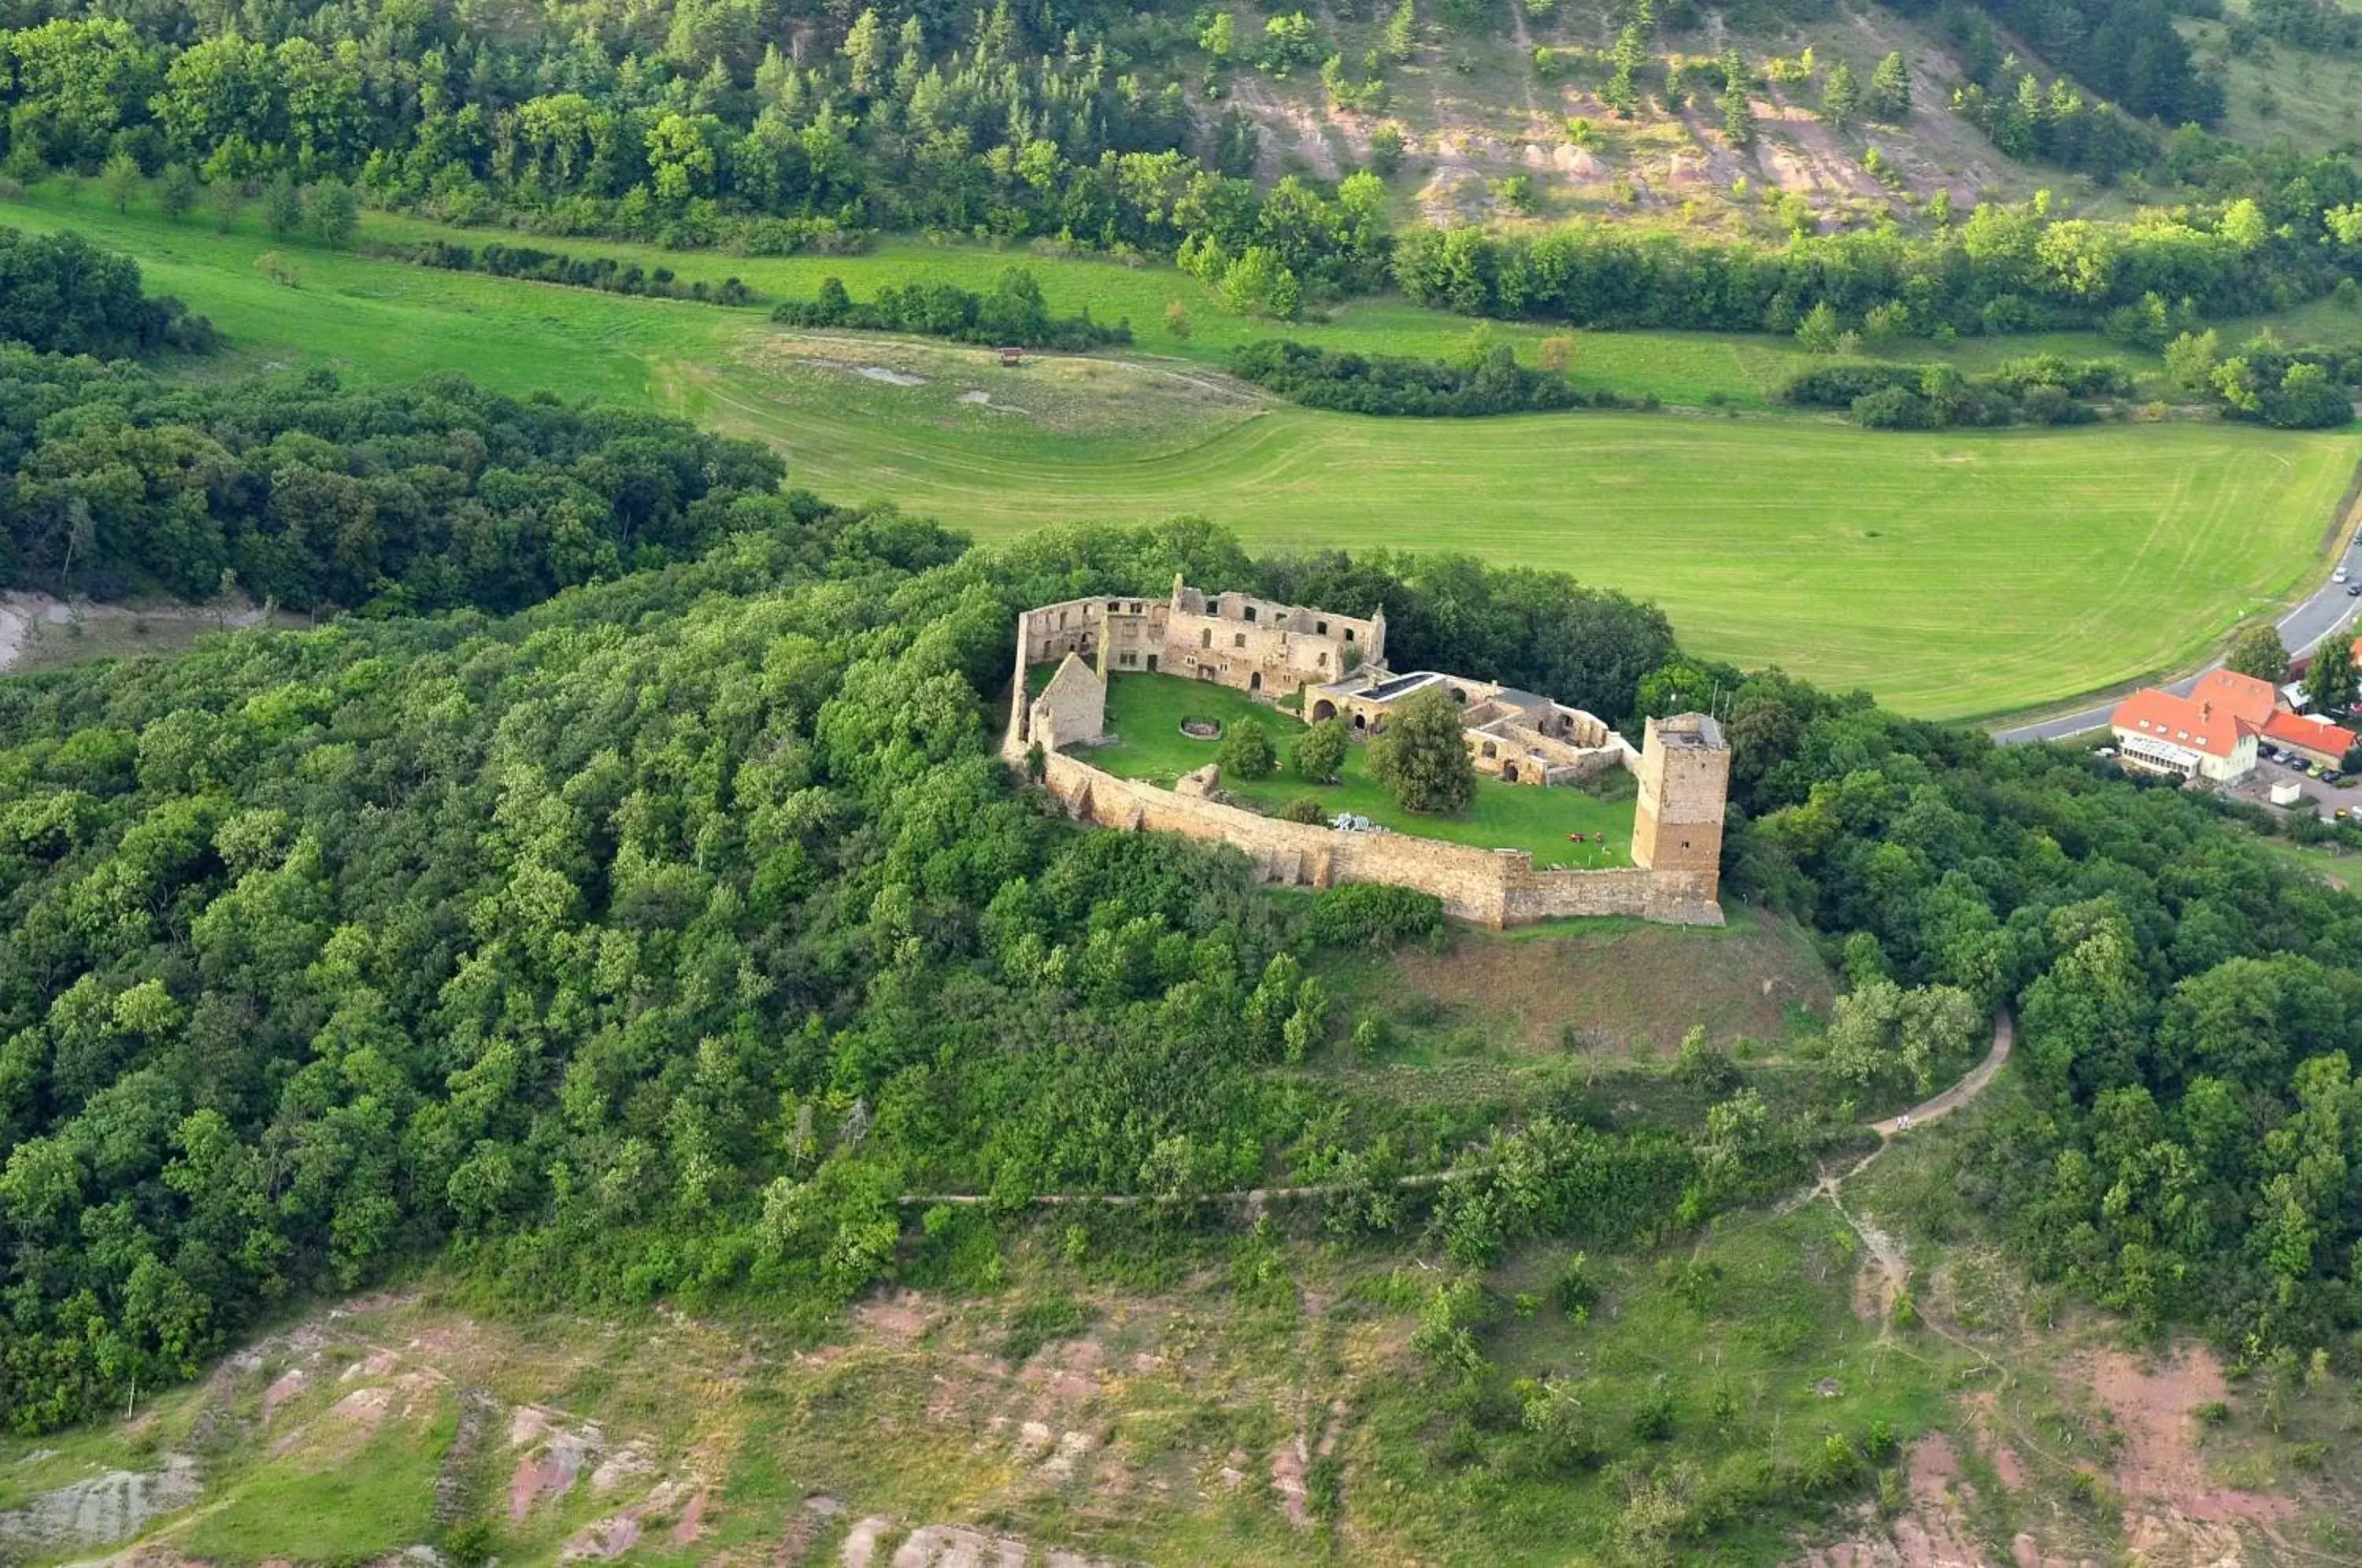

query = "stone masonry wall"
(1020, 748), (1723, 928)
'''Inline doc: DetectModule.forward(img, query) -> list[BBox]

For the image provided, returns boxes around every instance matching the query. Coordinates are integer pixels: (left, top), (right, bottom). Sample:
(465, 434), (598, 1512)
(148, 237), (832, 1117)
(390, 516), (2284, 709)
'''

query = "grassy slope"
(1079, 669), (1635, 864)
(7, 183), (2360, 720)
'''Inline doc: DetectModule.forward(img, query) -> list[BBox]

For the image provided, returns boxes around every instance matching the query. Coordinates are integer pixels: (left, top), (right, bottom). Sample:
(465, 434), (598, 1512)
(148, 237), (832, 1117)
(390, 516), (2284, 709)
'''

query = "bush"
(1306, 882), (1446, 948)
(1228, 338), (1650, 416)
(1220, 718), (1278, 779)
(772, 267), (1129, 349)
(1290, 716), (1350, 782)
(1278, 795), (1329, 823)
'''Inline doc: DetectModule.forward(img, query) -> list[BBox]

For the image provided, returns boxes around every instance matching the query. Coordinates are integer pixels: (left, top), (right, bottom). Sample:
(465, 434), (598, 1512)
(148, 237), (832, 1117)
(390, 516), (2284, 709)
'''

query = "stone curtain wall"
(1003, 600), (1724, 929)
(1020, 748), (1723, 928)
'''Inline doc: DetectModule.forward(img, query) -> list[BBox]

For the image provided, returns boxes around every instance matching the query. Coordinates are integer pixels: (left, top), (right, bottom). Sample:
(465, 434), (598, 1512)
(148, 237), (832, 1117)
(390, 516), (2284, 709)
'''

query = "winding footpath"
(900, 1012), (2016, 1213)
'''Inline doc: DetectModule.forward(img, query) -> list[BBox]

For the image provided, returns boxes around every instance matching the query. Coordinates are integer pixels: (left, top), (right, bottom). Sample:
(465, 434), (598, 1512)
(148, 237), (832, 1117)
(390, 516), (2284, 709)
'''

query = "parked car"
(2348, 585), (2361, 597)
(2337, 568), (2351, 583)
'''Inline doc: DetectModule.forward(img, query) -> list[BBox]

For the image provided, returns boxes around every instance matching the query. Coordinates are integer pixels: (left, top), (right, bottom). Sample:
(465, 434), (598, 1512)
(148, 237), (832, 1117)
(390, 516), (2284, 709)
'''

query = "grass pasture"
(5, 182), (2360, 719)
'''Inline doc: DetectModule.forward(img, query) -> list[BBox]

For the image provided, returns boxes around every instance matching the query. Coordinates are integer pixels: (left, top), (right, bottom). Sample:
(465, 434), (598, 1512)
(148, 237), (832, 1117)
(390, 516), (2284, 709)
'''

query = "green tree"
(100, 150), (142, 213)
(1290, 717), (1350, 782)
(1220, 717), (1277, 779)
(159, 163), (199, 223)
(1822, 61), (1860, 130)
(1200, 9), (1238, 60)
(841, 9), (888, 97)
(1868, 51), (1912, 120)
(264, 172), (302, 238)
(305, 178), (359, 246)
(1383, 0), (1419, 62)
(1263, 12), (1321, 76)
(2304, 636), (2358, 712)
(2165, 330), (2221, 394)
(1795, 301), (1843, 353)
(2225, 624), (2291, 684)
(1368, 686), (1474, 812)
(1720, 51), (1754, 147)
(205, 177), (242, 234)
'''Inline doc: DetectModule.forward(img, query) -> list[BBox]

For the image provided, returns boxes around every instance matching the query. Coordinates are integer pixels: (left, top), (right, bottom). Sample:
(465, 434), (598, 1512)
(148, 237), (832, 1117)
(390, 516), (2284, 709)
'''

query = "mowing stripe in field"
(4, 190), (2355, 720)
(688, 366), (2360, 721)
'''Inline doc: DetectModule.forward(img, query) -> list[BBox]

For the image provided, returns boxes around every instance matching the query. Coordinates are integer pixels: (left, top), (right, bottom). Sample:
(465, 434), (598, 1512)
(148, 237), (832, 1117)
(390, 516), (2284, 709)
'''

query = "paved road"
(1991, 538), (2362, 745)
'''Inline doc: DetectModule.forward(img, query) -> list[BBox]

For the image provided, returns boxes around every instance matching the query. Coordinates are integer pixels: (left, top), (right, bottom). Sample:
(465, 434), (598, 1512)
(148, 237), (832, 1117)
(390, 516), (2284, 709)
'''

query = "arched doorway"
(1249, 671), (1262, 692)
(1502, 762), (1520, 783)
(1312, 699), (1337, 722)
(1353, 713), (1367, 730)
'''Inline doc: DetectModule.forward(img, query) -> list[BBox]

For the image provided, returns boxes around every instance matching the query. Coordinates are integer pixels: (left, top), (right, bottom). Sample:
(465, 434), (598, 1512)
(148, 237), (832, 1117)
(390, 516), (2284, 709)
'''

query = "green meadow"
(1077, 670), (1636, 864)
(7, 181), (2360, 720)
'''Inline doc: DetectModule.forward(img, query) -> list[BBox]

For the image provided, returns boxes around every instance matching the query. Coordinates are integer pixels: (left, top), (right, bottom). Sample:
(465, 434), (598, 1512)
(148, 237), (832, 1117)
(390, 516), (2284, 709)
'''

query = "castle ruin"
(1005, 579), (1729, 929)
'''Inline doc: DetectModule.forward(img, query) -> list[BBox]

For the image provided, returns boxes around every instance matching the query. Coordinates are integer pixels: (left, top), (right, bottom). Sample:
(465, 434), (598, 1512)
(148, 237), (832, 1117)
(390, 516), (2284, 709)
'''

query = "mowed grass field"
(6, 182), (2360, 719)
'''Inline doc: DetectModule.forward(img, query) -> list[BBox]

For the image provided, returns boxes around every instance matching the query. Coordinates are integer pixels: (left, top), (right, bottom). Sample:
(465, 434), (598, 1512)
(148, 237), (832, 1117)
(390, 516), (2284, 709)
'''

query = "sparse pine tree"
(1822, 60), (1860, 131)
(1721, 50), (1754, 147)
(1868, 51), (1912, 120)
(1383, 0), (1418, 61)
(842, 9), (888, 96)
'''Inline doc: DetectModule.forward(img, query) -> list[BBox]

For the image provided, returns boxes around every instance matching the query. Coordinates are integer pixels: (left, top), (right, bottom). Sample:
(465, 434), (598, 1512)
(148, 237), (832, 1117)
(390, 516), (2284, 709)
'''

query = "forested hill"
(2, 378), (2360, 1437)
(6, 0), (2362, 340)
(0, 351), (796, 610)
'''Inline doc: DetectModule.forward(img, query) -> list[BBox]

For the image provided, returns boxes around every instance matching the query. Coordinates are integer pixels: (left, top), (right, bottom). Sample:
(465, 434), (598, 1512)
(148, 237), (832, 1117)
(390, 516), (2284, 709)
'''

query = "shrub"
(1290, 716), (1350, 781)
(1219, 717), (1277, 779)
(1279, 795), (1329, 823)
(1306, 883), (1446, 948)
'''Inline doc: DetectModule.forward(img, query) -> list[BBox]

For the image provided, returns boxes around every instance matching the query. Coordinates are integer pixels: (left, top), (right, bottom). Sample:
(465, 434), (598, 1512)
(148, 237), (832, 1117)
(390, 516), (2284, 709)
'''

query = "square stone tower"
(1631, 713), (1730, 878)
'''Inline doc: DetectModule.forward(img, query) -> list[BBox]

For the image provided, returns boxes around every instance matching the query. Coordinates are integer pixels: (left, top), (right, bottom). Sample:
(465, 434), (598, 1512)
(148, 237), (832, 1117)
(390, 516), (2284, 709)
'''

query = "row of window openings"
(1053, 601), (1353, 640)
(2131, 717), (2207, 746)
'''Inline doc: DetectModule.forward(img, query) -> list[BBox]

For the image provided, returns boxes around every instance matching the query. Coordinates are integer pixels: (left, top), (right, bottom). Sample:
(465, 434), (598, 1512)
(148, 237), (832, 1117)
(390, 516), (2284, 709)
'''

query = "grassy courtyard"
(1076, 671), (1634, 867)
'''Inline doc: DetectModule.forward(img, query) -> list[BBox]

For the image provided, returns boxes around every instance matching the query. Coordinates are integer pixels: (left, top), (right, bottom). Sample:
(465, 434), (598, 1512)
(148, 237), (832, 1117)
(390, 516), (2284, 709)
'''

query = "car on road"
(2349, 585), (2362, 597)
(2338, 568), (2351, 583)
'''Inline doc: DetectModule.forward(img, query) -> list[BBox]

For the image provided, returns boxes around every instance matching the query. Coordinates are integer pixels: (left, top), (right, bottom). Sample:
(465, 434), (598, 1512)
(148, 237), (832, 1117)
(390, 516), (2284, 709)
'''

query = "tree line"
(0, 352), (792, 610)
(0, 226), (216, 359)
(771, 267), (1130, 348)
(1226, 338), (1653, 416)
(7, 0), (2362, 342)
(1779, 354), (2146, 429)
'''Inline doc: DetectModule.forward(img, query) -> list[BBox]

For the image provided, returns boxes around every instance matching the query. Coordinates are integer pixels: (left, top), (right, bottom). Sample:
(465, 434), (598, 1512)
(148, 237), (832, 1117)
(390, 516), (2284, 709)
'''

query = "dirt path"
(1874, 1011), (2012, 1138)
(907, 1014), (2016, 1214)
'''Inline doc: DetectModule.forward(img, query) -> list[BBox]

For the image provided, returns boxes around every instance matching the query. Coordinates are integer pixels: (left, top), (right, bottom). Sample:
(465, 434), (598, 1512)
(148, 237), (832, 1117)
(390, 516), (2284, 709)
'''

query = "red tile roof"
(2262, 708), (2356, 757)
(2108, 688), (2252, 760)
(2188, 668), (2277, 727)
